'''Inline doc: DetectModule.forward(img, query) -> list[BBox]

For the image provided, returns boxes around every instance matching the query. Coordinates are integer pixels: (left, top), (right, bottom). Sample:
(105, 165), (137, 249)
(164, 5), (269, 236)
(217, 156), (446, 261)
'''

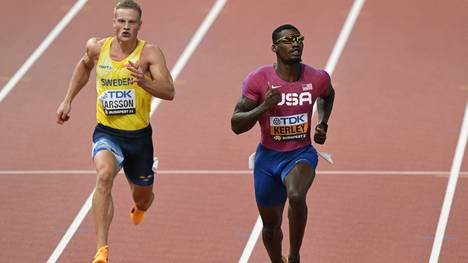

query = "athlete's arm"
(316, 84), (335, 126)
(127, 45), (174, 100)
(314, 84), (335, 144)
(231, 84), (281, 134)
(56, 38), (100, 124)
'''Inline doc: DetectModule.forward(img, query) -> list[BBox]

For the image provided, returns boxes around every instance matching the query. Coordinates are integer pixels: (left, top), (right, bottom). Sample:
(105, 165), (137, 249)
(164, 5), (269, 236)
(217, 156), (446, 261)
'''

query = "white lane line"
(46, 1), (228, 262)
(47, 189), (94, 263)
(150, 0), (227, 115)
(429, 101), (468, 263)
(325, 0), (366, 74)
(238, 217), (263, 263)
(0, 0), (88, 103)
(238, 1), (366, 262)
(1, 169), (468, 176)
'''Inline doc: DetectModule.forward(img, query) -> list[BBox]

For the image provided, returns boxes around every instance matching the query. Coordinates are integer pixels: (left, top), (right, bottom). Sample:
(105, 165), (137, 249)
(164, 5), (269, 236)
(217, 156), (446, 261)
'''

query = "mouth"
(290, 49), (302, 56)
(121, 31), (131, 38)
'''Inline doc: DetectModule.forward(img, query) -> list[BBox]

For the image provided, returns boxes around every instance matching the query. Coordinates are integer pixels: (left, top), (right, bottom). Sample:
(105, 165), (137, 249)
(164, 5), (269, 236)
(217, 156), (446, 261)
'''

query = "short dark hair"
(115, 0), (142, 20)
(272, 24), (300, 44)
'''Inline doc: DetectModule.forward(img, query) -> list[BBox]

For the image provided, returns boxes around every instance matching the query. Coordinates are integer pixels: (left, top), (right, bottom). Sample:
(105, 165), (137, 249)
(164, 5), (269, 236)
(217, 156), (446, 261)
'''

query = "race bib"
(100, 89), (136, 115)
(270, 113), (308, 141)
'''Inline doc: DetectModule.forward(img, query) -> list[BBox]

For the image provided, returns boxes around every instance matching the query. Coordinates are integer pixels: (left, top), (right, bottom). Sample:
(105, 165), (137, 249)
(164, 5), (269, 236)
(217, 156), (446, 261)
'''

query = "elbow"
(231, 120), (241, 135)
(161, 88), (175, 101)
(166, 91), (175, 101)
(231, 120), (245, 135)
(167, 86), (175, 100)
(232, 127), (243, 135)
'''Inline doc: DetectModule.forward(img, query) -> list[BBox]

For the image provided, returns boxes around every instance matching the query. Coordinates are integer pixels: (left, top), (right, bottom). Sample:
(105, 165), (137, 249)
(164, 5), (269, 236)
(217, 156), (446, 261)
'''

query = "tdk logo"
(105, 90), (132, 99)
(272, 115), (306, 125)
(277, 92), (312, 106)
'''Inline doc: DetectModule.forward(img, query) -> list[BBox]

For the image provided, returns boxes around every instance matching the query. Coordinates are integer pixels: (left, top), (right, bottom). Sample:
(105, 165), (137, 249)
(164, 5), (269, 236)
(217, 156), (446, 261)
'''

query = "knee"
(262, 225), (282, 239)
(288, 191), (307, 208)
(95, 169), (115, 193)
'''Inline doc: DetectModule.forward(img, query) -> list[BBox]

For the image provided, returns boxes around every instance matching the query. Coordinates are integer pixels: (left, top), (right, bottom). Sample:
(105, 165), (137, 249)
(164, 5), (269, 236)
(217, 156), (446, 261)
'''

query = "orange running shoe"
(92, 245), (108, 263)
(130, 206), (145, 225)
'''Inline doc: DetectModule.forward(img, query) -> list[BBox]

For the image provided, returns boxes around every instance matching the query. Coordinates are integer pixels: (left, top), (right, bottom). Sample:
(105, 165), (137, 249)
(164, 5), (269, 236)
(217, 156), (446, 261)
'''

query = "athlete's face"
(113, 8), (142, 42)
(272, 29), (304, 64)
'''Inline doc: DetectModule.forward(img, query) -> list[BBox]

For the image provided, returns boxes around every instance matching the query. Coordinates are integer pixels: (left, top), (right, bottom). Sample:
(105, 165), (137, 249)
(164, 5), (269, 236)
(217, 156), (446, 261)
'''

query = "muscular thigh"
(121, 134), (154, 186)
(284, 162), (315, 197)
(282, 145), (318, 196)
(253, 144), (318, 207)
(253, 145), (288, 207)
(92, 125), (125, 172)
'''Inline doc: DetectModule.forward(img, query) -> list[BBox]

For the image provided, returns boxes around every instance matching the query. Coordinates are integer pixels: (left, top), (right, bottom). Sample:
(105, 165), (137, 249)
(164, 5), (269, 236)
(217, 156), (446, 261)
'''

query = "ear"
(271, 44), (277, 53)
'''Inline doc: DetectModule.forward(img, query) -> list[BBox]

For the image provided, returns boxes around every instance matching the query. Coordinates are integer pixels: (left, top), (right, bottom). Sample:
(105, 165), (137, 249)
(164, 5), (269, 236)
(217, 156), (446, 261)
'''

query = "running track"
(1, 0), (467, 262)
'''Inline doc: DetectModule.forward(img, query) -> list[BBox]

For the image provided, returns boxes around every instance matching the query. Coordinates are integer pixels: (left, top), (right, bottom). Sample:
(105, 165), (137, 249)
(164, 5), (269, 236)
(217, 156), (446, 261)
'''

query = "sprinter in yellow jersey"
(56, 1), (174, 262)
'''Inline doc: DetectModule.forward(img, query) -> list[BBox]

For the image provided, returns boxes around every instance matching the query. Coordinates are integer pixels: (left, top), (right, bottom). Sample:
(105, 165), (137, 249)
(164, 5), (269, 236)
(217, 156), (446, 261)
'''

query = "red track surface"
(1, 0), (467, 262)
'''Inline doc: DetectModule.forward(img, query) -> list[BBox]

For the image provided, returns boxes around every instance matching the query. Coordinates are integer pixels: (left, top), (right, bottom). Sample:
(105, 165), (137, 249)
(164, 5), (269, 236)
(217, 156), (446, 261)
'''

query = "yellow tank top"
(95, 37), (152, 131)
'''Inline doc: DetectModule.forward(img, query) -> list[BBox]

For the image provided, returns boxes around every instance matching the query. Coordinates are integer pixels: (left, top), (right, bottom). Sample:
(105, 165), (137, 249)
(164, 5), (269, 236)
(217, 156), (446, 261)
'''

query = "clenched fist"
(313, 122), (328, 144)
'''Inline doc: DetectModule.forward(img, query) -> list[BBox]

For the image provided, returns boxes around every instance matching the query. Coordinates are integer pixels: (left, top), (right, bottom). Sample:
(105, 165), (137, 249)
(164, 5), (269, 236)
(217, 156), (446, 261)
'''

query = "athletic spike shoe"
(130, 206), (145, 225)
(282, 256), (288, 263)
(92, 245), (108, 263)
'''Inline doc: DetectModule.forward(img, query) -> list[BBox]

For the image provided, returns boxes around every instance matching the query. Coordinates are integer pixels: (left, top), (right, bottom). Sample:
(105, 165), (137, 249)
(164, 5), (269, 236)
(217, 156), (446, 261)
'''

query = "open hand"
(126, 60), (146, 87)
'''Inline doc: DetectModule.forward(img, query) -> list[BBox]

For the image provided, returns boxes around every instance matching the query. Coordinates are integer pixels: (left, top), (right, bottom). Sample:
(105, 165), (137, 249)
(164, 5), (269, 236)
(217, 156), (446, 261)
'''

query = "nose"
(291, 41), (301, 47)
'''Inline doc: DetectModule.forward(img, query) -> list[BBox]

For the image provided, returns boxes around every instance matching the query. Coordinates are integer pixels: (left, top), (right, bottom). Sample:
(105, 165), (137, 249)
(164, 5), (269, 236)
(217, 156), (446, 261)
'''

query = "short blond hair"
(114, 0), (142, 20)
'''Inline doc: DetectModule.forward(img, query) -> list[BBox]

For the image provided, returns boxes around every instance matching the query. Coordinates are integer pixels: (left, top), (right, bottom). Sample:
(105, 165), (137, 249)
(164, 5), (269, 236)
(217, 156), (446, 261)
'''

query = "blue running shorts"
(253, 143), (318, 207)
(92, 123), (154, 186)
